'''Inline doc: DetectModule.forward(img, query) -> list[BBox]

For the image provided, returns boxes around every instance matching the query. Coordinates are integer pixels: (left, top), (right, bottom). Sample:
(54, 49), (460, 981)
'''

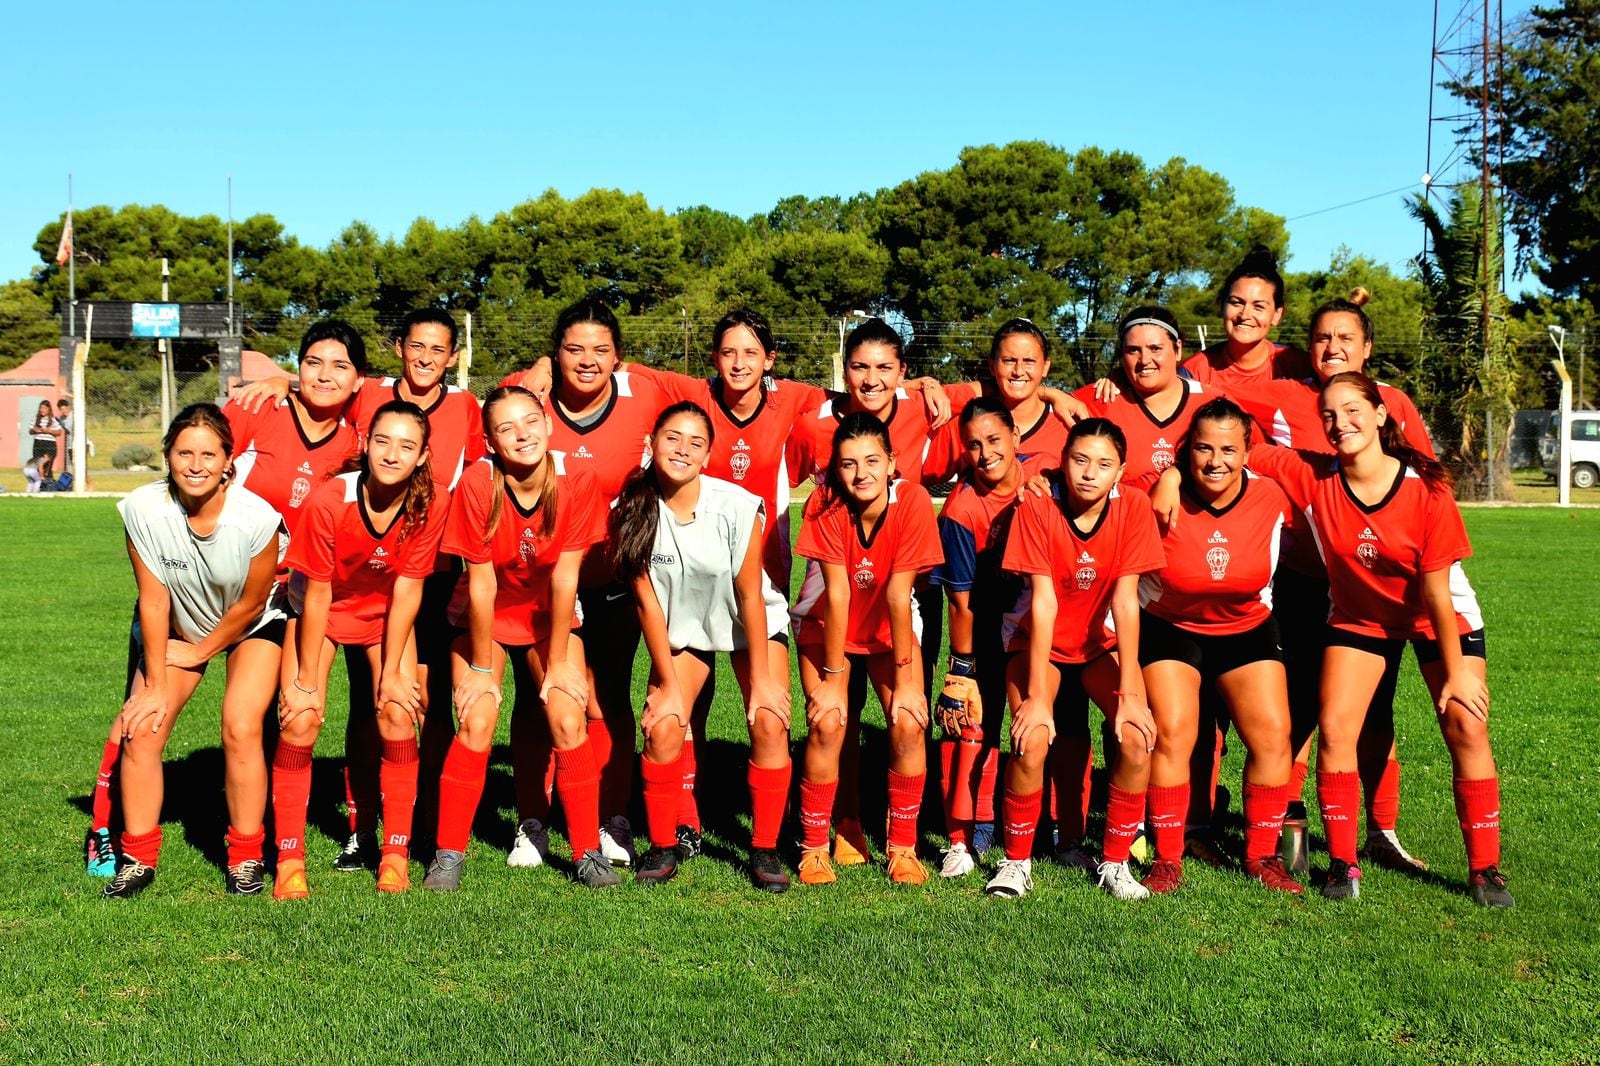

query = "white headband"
(1120, 317), (1180, 343)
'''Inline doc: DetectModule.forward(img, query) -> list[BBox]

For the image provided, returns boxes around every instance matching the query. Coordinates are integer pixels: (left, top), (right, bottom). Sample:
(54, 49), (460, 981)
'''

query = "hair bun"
(1241, 244), (1279, 270)
(1348, 286), (1371, 307)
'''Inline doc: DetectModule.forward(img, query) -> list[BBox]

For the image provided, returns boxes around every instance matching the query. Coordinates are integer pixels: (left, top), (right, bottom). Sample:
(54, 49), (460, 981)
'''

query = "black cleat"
(1469, 866), (1514, 908)
(635, 846), (679, 885)
(103, 860), (156, 899)
(1321, 859), (1362, 901)
(748, 848), (790, 894)
(225, 859), (266, 895)
(333, 831), (377, 873)
(675, 825), (704, 861)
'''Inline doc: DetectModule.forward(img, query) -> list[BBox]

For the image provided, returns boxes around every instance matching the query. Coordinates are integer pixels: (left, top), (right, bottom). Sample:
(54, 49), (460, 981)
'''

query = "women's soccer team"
(81, 248), (1514, 908)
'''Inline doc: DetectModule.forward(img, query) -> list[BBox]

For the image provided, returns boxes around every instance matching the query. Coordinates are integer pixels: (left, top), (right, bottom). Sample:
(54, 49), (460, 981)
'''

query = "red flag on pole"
(54, 220), (73, 266)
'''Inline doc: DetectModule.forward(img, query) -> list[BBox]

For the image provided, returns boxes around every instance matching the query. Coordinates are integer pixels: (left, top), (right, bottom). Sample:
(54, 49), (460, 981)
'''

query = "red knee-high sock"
(679, 738), (701, 833)
(1317, 769), (1361, 864)
(92, 737), (120, 833)
(436, 739), (491, 854)
(748, 759), (792, 851)
(799, 778), (838, 850)
(1002, 787), (1044, 861)
(271, 741), (315, 861)
(1453, 776), (1501, 870)
(379, 737), (419, 856)
(226, 825), (264, 867)
(510, 711), (553, 824)
(1051, 737), (1094, 844)
(121, 826), (163, 867)
(1291, 761), (1310, 804)
(975, 748), (1000, 824)
(886, 770), (924, 849)
(554, 742), (601, 855)
(640, 753), (685, 849)
(1147, 782), (1189, 862)
(1367, 758), (1401, 832)
(1243, 782), (1290, 864)
(1103, 783), (1146, 864)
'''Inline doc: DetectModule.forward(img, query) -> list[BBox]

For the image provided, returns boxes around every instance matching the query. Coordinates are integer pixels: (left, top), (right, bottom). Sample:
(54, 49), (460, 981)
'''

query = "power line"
(1284, 183), (1424, 222)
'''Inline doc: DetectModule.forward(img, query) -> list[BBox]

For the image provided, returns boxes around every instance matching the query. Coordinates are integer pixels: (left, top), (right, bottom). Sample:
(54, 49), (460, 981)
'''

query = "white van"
(1542, 411), (1600, 489)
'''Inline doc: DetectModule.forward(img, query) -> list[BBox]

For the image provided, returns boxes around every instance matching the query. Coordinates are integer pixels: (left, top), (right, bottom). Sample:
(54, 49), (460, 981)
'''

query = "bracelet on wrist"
(292, 679), (318, 695)
(820, 664), (846, 676)
(895, 656), (913, 668)
(468, 663), (493, 675)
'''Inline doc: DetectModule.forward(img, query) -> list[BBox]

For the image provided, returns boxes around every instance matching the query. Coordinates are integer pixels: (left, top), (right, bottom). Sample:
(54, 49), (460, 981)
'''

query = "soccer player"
(100, 404), (287, 898)
(1243, 373), (1510, 907)
(420, 386), (613, 890)
(987, 419), (1162, 901)
(1136, 398), (1302, 894)
(269, 402), (447, 898)
(1180, 245), (1312, 397)
(609, 402), (794, 890)
(930, 397), (1047, 877)
(792, 413), (943, 886)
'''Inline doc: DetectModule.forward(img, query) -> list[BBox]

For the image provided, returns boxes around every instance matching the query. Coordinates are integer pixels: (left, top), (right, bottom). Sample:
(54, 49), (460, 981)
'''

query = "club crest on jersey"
(1356, 527), (1379, 569)
(368, 546), (390, 571)
(519, 528), (538, 563)
(1206, 546), (1230, 580)
(290, 477), (311, 508)
(730, 451), (751, 480)
(1152, 437), (1175, 470)
(853, 556), (876, 590)
(1074, 550), (1097, 590)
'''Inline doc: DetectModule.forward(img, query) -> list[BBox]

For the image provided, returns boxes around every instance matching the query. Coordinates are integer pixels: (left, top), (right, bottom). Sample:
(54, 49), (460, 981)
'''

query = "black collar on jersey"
(1133, 381), (1192, 429)
(286, 395), (347, 451)
(851, 490), (895, 551)
(1184, 471), (1249, 518)
(1338, 459), (1407, 515)
(552, 377), (619, 435)
(505, 472), (547, 519)
(355, 472), (405, 540)
(394, 379), (448, 417)
(1018, 408), (1051, 443)
(1045, 471), (1114, 540)
(712, 377), (768, 429)
(836, 394), (898, 429)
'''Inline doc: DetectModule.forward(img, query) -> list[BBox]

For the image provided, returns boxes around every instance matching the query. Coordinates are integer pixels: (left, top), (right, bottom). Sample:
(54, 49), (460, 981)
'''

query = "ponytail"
(1322, 372), (1451, 489)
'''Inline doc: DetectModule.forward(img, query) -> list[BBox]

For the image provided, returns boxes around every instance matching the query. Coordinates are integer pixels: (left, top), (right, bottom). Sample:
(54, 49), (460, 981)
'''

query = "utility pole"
(681, 307), (691, 375)
(1480, 0), (1495, 501)
(159, 257), (172, 430)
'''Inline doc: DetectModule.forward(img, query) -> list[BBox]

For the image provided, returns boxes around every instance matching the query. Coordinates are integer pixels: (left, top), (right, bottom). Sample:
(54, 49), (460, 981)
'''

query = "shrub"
(112, 443), (159, 470)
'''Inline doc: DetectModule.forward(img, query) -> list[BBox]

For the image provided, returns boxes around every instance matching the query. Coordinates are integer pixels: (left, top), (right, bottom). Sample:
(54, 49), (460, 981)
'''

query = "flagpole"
(67, 172), (75, 337)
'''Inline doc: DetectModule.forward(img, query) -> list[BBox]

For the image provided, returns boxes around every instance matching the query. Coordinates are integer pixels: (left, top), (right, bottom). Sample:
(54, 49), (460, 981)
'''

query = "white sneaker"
(506, 818), (547, 869)
(1096, 859), (1150, 901)
(1055, 844), (1099, 873)
(599, 815), (635, 867)
(985, 858), (1034, 898)
(1360, 829), (1428, 873)
(939, 842), (975, 879)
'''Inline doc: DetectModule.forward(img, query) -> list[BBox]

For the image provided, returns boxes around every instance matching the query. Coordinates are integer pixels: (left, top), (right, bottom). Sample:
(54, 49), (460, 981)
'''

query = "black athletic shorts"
(1138, 611), (1283, 679)
(1323, 625), (1487, 667)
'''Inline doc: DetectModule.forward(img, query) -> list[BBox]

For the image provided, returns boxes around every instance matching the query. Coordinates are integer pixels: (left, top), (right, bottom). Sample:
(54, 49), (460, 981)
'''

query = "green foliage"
(111, 442), (159, 469)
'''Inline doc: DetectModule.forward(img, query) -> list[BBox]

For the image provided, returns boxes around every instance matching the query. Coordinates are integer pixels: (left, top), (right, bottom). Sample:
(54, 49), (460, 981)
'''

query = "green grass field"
(1, 501), (1596, 1063)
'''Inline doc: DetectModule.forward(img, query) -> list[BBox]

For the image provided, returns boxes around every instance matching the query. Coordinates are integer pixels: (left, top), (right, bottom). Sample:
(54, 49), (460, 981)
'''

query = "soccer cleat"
(1096, 859), (1151, 901)
(1279, 805), (1310, 876)
(85, 828), (116, 878)
(1129, 829), (1151, 865)
(832, 827), (870, 866)
(635, 846), (680, 885)
(675, 825), (704, 862)
(1056, 844), (1100, 874)
(599, 816), (637, 867)
(1183, 832), (1228, 868)
(1142, 858), (1184, 895)
(574, 849), (621, 888)
(984, 858), (1034, 899)
(1321, 859), (1362, 901)
(797, 846), (836, 886)
(970, 821), (996, 855)
(1469, 866), (1514, 908)
(422, 849), (465, 892)
(334, 831), (377, 873)
(885, 844), (928, 885)
(507, 818), (549, 869)
(748, 849), (790, 894)
(1244, 855), (1305, 895)
(225, 859), (267, 896)
(1360, 830), (1429, 874)
(103, 859), (156, 899)
(939, 842), (976, 879)
(273, 859), (310, 901)
(376, 853), (409, 894)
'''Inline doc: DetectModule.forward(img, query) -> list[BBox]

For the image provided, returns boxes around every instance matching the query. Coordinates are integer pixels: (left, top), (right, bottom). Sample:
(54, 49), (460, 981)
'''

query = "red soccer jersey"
(1073, 377), (1211, 485)
(923, 387), (1069, 483)
(786, 392), (937, 491)
(1247, 445), (1481, 640)
(284, 472), (448, 646)
(626, 364), (826, 590)
(348, 377), (486, 492)
(1001, 482), (1165, 663)
(441, 456), (604, 646)
(1139, 471), (1291, 635)
(1181, 343), (1312, 406)
(931, 454), (1049, 619)
(791, 480), (944, 655)
(224, 397), (357, 539)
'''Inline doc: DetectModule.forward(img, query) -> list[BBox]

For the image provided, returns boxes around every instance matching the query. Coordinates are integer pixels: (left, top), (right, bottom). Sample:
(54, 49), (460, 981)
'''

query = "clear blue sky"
(0, 0), (1527, 287)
